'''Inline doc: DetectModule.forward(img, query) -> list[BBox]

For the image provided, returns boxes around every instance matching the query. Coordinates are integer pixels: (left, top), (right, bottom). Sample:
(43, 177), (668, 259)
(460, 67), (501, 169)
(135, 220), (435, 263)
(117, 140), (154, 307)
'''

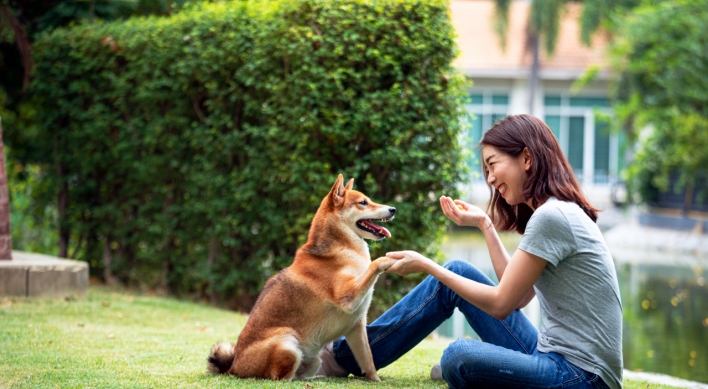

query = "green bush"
(610, 0), (708, 203)
(8, 162), (60, 256)
(29, 0), (468, 315)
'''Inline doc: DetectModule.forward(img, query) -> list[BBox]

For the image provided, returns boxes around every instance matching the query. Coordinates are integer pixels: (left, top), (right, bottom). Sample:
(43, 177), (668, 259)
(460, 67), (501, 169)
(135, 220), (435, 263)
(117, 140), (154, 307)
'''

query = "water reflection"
(619, 263), (708, 383)
(437, 230), (708, 384)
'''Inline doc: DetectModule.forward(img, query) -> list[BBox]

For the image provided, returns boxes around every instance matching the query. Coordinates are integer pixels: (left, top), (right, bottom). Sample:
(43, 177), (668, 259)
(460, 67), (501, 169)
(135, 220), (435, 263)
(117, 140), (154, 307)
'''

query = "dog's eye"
(359, 201), (368, 206)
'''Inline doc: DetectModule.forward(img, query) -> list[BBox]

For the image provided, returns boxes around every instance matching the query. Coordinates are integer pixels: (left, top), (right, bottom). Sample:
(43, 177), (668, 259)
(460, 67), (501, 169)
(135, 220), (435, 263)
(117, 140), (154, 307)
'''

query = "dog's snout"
(389, 207), (396, 215)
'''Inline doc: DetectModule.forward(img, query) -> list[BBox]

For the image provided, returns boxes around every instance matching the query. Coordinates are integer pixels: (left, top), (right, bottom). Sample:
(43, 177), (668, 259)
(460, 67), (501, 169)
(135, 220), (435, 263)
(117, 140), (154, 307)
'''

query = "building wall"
(459, 77), (620, 209)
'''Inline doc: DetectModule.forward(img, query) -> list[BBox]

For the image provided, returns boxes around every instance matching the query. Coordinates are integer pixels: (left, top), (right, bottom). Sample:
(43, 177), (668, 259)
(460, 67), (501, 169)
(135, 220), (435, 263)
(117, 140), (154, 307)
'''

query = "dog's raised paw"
(374, 257), (396, 272)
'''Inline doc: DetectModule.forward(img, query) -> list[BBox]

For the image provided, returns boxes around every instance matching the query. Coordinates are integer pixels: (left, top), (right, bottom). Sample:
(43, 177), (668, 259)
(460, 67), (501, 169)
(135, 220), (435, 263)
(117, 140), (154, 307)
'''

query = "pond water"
(436, 230), (708, 384)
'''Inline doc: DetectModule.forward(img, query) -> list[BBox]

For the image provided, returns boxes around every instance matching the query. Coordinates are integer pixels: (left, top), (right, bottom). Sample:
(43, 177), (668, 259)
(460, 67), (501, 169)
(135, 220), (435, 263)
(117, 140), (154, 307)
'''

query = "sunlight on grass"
(0, 287), (680, 388)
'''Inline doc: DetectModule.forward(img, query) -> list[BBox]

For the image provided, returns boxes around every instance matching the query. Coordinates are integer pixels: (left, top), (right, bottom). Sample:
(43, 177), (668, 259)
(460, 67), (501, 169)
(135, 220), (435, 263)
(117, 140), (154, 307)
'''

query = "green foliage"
(492, 0), (512, 50)
(570, 64), (600, 94)
(494, 0), (605, 56)
(579, 0), (642, 46)
(34, 0), (200, 32)
(3, 90), (58, 255)
(8, 162), (59, 256)
(609, 0), (708, 203)
(29, 0), (468, 315)
(1, 0), (193, 130)
(529, 0), (564, 55)
(492, 0), (564, 56)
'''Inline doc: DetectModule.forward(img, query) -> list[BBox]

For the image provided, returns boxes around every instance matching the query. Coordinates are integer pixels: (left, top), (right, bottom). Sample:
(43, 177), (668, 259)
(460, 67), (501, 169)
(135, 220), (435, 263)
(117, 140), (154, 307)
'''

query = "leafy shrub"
(29, 0), (468, 315)
(8, 162), (59, 256)
(610, 0), (708, 204)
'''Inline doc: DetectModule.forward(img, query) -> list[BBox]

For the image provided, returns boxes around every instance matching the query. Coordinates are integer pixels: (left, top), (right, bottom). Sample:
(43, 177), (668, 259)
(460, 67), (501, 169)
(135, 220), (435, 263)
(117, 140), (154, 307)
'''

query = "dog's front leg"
(335, 257), (395, 313)
(344, 317), (380, 381)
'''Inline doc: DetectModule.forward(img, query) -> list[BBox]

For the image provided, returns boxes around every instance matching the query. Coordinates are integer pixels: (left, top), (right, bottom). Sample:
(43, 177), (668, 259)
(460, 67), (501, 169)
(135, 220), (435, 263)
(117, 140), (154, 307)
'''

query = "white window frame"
(543, 93), (616, 187)
(465, 89), (510, 130)
(465, 89), (510, 181)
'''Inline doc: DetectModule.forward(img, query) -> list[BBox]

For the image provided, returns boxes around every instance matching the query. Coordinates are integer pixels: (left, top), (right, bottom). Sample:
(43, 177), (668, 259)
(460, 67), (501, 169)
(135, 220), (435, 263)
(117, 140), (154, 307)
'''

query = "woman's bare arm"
(440, 196), (537, 308)
(385, 249), (547, 319)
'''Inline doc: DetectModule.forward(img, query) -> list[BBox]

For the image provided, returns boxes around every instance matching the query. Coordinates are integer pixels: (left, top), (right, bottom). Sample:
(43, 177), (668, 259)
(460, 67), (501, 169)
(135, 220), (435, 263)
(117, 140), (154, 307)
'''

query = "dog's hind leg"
(266, 333), (302, 380)
(232, 331), (303, 380)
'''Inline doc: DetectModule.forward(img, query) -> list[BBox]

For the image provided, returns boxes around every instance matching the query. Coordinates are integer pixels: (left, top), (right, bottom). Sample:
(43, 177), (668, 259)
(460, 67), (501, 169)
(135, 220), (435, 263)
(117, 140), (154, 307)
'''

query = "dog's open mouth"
(356, 217), (393, 238)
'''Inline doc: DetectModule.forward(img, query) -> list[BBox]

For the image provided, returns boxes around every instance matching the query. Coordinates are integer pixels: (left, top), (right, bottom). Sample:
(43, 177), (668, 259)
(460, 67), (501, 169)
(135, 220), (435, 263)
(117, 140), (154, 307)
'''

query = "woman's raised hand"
(439, 196), (489, 229)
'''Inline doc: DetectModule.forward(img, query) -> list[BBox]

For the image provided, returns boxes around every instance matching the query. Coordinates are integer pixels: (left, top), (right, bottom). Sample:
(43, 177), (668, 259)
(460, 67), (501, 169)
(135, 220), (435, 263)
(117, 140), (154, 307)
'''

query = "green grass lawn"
(0, 287), (676, 389)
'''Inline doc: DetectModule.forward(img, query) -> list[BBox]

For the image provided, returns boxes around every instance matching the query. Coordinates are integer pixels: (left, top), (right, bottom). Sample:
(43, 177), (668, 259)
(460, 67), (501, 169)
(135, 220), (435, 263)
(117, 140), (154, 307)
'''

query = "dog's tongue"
(380, 226), (391, 238)
(362, 220), (391, 238)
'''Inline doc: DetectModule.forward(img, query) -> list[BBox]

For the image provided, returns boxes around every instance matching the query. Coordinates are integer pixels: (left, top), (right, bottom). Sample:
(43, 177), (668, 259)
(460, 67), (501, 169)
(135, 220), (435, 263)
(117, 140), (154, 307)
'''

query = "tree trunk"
(684, 185), (693, 216)
(207, 235), (218, 305)
(0, 5), (32, 92)
(57, 172), (69, 258)
(159, 194), (175, 294)
(103, 237), (117, 284)
(89, 0), (95, 24)
(0, 118), (12, 259)
(528, 32), (540, 115)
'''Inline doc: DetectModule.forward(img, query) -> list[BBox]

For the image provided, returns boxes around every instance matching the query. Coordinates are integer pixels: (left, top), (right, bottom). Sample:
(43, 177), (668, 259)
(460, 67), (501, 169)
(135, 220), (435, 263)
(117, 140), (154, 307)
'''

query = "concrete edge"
(0, 251), (88, 297)
(624, 370), (708, 389)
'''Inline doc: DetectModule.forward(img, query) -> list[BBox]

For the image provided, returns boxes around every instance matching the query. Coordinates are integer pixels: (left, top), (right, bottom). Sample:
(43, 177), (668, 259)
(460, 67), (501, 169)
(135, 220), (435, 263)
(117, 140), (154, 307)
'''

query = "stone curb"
(624, 370), (708, 389)
(0, 251), (88, 297)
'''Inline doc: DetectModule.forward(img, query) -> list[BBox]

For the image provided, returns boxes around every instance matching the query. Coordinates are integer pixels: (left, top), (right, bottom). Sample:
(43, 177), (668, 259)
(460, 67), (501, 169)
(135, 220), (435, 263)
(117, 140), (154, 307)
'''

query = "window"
(544, 95), (617, 185)
(568, 116), (585, 179)
(465, 91), (509, 180)
(594, 120), (611, 184)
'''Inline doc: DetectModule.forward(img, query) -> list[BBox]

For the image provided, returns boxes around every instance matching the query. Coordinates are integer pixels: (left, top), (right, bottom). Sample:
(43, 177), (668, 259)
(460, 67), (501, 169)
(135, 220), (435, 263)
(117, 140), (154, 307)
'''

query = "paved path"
(604, 224), (708, 265)
(624, 370), (708, 388)
(0, 251), (88, 297)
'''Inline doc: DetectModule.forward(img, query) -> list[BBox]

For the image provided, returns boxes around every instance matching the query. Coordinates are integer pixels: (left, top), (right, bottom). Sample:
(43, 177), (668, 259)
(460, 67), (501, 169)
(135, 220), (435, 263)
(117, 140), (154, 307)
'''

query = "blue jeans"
(332, 260), (610, 389)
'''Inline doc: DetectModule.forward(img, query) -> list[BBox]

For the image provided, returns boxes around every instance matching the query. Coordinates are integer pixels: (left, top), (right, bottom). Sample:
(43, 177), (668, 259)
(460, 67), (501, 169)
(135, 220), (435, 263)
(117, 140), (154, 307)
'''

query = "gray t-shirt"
(518, 198), (623, 389)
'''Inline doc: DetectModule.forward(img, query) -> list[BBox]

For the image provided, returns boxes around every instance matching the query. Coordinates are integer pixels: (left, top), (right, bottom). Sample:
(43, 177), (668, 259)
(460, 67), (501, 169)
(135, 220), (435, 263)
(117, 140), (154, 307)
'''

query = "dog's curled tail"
(207, 342), (236, 374)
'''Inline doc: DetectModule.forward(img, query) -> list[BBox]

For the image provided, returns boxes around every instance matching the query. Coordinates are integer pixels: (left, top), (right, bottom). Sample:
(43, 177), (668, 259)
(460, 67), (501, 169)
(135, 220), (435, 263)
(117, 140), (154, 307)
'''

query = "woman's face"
(482, 145), (532, 207)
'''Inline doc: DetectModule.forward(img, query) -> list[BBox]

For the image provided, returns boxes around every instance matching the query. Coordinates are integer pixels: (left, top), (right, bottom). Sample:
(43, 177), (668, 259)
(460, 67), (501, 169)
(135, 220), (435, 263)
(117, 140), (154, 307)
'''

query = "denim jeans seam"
(334, 281), (443, 358)
(562, 376), (584, 386)
(561, 359), (584, 386)
(589, 375), (608, 389)
(565, 360), (585, 378)
(499, 317), (532, 354)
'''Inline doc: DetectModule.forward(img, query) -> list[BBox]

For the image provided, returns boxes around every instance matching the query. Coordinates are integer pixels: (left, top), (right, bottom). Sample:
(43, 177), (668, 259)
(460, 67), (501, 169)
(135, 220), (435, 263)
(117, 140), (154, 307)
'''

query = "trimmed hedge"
(30, 0), (468, 314)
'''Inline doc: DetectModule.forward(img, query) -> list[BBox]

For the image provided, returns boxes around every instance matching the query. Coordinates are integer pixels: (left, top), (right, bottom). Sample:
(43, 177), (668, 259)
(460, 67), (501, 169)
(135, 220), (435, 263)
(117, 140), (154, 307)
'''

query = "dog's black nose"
(389, 207), (396, 215)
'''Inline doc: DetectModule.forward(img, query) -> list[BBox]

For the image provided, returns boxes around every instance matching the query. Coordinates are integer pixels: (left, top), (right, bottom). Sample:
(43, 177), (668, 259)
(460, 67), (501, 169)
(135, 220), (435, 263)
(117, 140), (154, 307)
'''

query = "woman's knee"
(441, 339), (479, 365)
(443, 259), (473, 273)
(441, 339), (465, 366)
(440, 339), (480, 388)
(443, 260), (494, 285)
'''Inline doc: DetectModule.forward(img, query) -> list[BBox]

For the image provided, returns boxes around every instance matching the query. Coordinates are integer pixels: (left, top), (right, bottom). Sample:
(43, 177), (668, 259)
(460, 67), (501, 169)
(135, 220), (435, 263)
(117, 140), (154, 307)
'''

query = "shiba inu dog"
(207, 174), (396, 381)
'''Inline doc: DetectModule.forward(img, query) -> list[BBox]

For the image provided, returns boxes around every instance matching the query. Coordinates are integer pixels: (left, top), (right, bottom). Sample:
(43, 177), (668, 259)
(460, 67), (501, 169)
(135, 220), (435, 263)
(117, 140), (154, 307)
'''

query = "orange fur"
(207, 174), (396, 381)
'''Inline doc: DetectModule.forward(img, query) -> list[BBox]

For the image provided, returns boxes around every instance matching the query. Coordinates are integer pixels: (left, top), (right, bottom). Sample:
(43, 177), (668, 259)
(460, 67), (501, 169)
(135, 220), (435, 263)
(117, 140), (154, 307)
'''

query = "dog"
(207, 174), (397, 381)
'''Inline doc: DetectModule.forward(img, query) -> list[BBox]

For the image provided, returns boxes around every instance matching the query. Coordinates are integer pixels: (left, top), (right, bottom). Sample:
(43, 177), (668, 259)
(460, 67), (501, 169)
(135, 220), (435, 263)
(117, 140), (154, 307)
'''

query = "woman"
(318, 114), (623, 389)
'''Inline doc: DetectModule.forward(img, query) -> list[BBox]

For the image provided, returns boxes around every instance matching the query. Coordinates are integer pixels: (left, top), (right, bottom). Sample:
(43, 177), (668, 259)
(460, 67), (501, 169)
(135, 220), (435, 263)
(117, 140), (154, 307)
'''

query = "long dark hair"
(479, 114), (599, 234)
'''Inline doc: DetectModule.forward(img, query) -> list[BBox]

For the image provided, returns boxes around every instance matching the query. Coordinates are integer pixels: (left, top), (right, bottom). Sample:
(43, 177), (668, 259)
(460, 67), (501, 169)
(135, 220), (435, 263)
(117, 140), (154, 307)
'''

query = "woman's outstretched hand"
(385, 251), (435, 276)
(439, 196), (490, 229)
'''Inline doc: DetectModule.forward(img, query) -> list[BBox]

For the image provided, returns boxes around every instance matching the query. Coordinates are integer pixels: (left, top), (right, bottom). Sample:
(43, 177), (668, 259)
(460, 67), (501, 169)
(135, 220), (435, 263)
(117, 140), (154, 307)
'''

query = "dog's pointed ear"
(344, 178), (354, 191)
(330, 174), (346, 207)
